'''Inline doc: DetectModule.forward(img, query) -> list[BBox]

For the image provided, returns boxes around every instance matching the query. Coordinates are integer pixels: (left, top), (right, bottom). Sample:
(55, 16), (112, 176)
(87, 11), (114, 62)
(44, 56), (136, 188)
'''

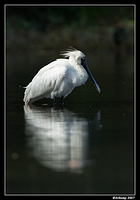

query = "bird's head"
(61, 48), (84, 65)
(61, 48), (101, 94)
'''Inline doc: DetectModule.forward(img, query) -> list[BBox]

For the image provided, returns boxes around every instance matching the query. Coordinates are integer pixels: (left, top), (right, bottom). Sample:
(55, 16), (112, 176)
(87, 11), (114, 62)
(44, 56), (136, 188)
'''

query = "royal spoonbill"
(23, 48), (101, 104)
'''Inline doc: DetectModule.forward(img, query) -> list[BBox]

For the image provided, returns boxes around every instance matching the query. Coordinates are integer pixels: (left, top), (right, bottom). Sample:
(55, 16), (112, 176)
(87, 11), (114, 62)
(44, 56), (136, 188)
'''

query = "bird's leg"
(60, 96), (64, 104)
(53, 97), (56, 105)
(60, 96), (64, 109)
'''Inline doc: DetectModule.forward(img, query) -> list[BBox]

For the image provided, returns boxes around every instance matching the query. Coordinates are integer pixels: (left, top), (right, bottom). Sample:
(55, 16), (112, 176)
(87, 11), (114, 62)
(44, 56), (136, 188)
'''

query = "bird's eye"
(81, 57), (85, 60)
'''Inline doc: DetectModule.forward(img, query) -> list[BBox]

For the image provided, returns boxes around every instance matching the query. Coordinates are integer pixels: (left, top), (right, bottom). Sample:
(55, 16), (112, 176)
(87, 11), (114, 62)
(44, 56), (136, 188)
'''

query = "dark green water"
(6, 49), (134, 195)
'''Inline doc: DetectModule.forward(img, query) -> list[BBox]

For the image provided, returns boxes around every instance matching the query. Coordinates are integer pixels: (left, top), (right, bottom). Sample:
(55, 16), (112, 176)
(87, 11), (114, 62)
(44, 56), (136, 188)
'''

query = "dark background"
(6, 5), (134, 51)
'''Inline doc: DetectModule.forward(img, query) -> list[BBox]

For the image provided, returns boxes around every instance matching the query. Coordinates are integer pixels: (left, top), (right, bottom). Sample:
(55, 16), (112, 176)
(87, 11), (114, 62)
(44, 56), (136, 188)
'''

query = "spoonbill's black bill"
(81, 58), (101, 93)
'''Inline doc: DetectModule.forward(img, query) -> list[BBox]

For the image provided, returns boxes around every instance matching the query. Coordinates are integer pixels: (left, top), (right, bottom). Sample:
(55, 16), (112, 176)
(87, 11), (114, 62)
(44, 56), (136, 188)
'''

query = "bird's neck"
(74, 64), (88, 86)
(69, 57), (88, 86)
(69, 57), (83, 74)
(69, 56), (77, 67)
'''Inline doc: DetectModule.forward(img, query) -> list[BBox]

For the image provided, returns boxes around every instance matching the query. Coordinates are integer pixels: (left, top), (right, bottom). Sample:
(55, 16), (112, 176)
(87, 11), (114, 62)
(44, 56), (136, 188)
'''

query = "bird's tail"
(23, 83), (32, 104)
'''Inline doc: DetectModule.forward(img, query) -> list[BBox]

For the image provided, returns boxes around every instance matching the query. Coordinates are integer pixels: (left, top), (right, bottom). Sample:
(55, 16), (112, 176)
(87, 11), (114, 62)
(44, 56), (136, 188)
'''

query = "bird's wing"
(24, 60), (70, 103)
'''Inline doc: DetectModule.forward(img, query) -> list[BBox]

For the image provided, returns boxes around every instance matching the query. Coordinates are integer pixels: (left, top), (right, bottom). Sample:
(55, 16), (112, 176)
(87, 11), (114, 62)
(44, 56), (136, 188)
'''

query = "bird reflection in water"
(24, 105), (101, 173)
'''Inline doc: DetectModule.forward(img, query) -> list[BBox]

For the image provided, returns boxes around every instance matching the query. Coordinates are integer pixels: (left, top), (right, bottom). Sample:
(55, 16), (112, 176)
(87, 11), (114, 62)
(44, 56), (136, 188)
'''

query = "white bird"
(23, 48), (101, 105)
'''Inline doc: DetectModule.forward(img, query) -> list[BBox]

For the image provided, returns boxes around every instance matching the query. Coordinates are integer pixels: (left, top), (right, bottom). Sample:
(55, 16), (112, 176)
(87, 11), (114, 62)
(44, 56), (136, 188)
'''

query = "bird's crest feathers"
(60, 47), (79, 58)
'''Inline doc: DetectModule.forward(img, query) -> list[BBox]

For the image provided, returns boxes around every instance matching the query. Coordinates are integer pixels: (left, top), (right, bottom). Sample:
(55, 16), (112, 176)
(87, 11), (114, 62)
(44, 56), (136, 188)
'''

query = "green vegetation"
(6, 6), (134, 51)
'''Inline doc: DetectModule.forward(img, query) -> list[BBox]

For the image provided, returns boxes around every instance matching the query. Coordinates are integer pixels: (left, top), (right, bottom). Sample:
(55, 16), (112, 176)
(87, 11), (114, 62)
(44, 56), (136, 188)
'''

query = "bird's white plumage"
(23, 48), (100, 104)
